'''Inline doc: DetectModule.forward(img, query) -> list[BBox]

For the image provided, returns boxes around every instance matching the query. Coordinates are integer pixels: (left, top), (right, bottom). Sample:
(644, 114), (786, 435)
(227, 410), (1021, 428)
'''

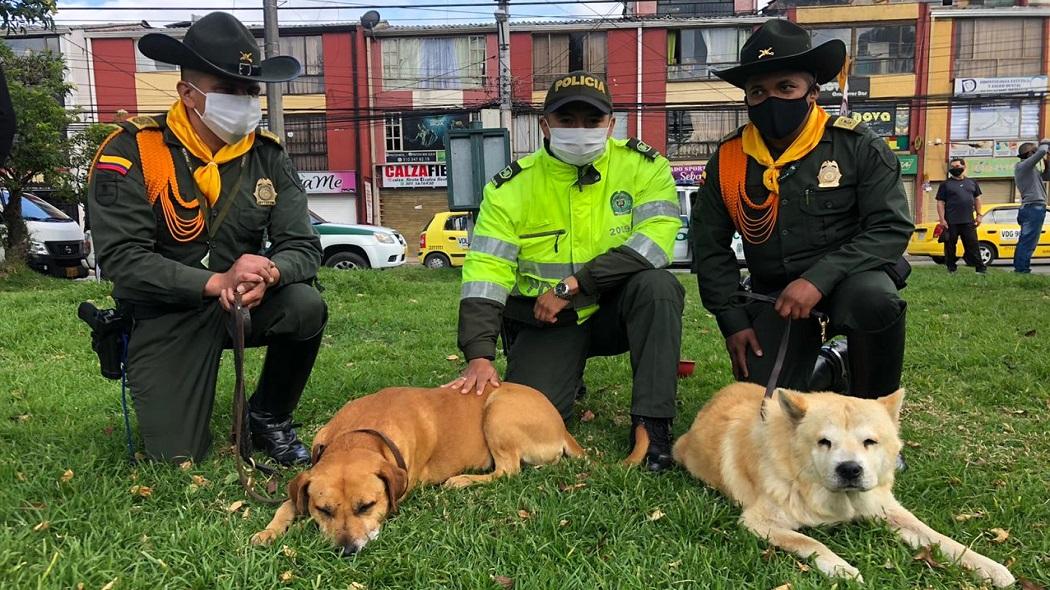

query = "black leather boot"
(846, 307), (906, 400)
(630, 415), (674, 472)
(248, 323), (324, 466)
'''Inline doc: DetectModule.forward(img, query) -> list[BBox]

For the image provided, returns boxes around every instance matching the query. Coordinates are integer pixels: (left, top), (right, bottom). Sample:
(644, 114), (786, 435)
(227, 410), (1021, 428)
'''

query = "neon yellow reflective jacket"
(458, 138), (680, 360)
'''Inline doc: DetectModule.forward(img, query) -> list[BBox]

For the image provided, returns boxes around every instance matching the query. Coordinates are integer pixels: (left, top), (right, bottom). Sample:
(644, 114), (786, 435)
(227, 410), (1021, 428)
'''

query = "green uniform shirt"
(87, 115), (322, 309)
(458, 138), (680, 360)
(691, 116), (914, 338)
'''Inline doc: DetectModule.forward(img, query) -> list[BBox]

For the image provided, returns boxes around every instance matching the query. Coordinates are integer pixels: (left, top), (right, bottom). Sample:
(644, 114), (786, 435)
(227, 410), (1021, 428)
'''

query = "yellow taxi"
(908, 203), (1050, 265)
(419, 211), (470, 268)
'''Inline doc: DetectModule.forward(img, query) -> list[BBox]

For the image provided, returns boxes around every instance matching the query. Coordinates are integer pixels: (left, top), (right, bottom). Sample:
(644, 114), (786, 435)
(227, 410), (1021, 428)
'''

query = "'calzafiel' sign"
(298, 171), (357, 194)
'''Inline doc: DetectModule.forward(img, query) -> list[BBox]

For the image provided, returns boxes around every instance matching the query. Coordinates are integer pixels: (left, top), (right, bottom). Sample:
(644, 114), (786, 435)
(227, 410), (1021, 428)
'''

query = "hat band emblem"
(758, 47), (775, 59)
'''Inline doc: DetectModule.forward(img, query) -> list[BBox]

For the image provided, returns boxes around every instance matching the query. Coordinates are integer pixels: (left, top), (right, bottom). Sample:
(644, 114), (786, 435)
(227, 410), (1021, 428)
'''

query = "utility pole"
(495, 0), (512, 133)
(263, 0), (284, 138)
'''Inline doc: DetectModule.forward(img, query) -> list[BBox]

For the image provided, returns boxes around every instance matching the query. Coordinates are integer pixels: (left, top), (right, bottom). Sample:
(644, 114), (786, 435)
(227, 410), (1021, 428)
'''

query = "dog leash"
(230, 291), (288, 505)
(730, 291), (829, 420)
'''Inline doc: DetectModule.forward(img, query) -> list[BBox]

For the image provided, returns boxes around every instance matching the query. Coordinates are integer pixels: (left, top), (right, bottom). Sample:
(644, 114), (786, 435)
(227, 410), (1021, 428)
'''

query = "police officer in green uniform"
(446, 72), (685, 471)
(691, 20), (913, 398)
(87, 12), (325, 464)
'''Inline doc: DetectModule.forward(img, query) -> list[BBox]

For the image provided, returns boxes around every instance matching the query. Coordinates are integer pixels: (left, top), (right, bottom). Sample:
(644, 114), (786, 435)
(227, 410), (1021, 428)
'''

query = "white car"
(673, 185), (746, 268)
(310, 211), (406, 270)
(1, 189), (90, 279)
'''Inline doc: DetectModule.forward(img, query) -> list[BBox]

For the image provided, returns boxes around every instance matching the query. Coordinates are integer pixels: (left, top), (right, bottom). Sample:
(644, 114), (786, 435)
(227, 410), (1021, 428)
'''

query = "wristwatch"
(554, 280), (572, 300)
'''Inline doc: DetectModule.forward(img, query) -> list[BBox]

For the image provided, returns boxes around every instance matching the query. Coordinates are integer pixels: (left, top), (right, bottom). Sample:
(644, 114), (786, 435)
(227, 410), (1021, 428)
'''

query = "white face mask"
(187, 82), (262, 144)
(548, 125), (609, 166)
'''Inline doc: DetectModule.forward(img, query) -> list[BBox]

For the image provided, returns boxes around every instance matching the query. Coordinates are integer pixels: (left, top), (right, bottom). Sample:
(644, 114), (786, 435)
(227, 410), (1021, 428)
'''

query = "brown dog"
(251, 383), (583, 554)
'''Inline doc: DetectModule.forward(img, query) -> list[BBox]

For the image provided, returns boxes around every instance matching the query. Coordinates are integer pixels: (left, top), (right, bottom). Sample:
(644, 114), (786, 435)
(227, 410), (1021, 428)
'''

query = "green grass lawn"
(1, 266), (1048, 589)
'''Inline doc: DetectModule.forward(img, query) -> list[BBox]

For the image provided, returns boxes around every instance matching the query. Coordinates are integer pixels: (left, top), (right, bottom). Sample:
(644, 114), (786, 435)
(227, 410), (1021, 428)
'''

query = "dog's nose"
(341, 544), (360, 557)
(836, 461), (863, 481)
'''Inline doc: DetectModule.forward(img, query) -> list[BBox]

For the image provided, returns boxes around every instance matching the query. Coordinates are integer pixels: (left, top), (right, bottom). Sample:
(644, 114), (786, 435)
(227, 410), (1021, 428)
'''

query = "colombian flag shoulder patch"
(96, 154), (133, 176)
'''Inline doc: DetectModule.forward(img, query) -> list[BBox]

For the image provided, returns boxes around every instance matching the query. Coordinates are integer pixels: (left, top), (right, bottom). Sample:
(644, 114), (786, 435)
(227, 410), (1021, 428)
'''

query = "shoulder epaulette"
(257, 128), (283, 147)
(491, 160), (524, 188)
(719, 125), (746, 144)
(115, 115), (162, 135)
(626, 137), (660, 160)
(830, 116), (863, 132)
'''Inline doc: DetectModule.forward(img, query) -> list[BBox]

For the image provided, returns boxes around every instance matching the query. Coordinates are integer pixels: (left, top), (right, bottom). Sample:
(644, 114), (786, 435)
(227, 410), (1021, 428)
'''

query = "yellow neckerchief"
(165, 100), (255, 206)
(741, 104), (830, 197)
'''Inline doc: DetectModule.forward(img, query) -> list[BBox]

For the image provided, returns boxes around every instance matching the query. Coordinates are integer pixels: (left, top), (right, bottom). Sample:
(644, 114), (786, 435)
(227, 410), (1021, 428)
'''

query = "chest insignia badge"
(254, 178), (277, 206)
(817, 160), (842, 188)
(610, 191), (633, 215)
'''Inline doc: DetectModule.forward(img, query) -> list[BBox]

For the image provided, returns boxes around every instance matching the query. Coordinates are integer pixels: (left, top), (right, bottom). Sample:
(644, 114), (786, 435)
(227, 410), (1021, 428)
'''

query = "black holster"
(78, 301), (131, 380)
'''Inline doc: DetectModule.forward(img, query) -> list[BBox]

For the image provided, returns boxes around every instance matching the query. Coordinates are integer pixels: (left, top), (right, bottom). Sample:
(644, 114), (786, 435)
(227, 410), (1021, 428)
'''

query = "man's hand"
(725, 328), (762, 380)
(975, 213), (983, 227)
(442, 357), (501, 396)
(206, 254), (280, 311)
(534, 288), (571, 324)
(775, 278), (823, 320)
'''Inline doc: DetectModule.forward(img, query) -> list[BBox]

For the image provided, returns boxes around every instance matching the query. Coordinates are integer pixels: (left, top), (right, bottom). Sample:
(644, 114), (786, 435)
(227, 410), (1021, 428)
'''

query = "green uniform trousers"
(504, 269), (685, 422)
(744, 270), (905, 392)
(126, 282), (326, 462)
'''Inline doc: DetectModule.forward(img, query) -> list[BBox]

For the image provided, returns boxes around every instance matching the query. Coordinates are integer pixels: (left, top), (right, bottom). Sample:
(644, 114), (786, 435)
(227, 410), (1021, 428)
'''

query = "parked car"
(907, 203), (1049, 266)
(0, 189), (89, 278)
(310, 210), (406, 270)
(419, 211), (470, 268)
(674, 185), (746, 267)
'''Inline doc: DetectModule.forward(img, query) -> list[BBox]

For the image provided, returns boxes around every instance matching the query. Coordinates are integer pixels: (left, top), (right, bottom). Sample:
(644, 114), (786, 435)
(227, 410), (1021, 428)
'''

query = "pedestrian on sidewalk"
(936, 158), (986, 274)
(1012, 140), (1050, 274)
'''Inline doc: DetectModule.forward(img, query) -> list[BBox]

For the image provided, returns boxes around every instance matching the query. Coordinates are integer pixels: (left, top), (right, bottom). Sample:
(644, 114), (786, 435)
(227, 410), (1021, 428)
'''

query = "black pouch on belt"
(77, 301), (131, 380)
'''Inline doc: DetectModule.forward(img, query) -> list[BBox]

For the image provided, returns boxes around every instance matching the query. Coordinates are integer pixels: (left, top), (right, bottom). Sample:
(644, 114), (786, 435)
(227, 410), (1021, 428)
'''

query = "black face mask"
(949, 167), (964, 176)
(747, 95), (813, 141)
(1019, 152), (1035, 160)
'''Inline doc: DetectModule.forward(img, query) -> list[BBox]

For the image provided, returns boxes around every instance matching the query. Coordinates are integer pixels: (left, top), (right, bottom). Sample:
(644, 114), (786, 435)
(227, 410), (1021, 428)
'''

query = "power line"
(55, 1), (628, 10)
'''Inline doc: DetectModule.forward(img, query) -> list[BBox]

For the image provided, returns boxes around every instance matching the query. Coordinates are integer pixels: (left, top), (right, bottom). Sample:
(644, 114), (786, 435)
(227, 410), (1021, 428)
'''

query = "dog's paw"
(443, 475), (476, 489)
(980, 563), (1016, 588)
(250, 530), (277, 546)
(816, 556), (864, 583)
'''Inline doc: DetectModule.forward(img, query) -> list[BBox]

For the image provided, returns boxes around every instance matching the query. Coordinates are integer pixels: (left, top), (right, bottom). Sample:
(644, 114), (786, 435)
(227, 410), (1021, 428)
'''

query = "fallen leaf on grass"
(349, 583), (367, 590)
(101, 579), (118, 590)
(517, 509), (531, 520)
(60, 469), (74, 483)
(913, 546), (943, 569)
(904, 440), (921, 449)
(954, 511), (985, 522)
(279, 570), (294, 583)
(178, 460), (193, 471)
(558, 482), (587, 493)
(129, 485), (152, 498)
(795, 561), (810, 572)
(648, 509), (665, 522)
(242, 507), (252, 520)
(988, 528), (1010, 543)
(1020, 578), (1047, 590)
(580, 410), (595, 423)
(445, 354), (460, 361)
(32, 521), (49, 532)
(191, 475), (209, 487)
(281, 545), (297, 558)
(15, 472), (25, 482)
(668, 560), (681, 569)
(10, 414), (30, 423)
(558, 519), (570, 527)
(227, 500), (245, 513)
(491, 575), (514, 589)
(772, 584), (792, 590)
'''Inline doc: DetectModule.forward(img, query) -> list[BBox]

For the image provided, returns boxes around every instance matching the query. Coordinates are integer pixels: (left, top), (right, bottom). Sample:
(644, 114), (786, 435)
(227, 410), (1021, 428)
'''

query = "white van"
(0, 189), (89, 278)
(673, 184), (745, 267)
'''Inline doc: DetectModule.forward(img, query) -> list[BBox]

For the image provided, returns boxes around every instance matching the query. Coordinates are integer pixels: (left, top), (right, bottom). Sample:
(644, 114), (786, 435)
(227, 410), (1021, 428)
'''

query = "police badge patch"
(254, 178), (277, 206)
(610, 191), (633, 215)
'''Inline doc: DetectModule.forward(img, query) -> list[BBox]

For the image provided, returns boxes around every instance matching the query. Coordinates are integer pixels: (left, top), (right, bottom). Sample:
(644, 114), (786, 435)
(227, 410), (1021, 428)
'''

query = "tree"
(0, 1), (55, 33)
(0, 42), (80, 265)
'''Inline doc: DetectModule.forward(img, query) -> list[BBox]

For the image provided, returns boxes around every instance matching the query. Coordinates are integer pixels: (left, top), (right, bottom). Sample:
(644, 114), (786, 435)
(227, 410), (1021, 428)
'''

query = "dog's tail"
(622, 424), (649, 466)
(563, 432), (586, 458)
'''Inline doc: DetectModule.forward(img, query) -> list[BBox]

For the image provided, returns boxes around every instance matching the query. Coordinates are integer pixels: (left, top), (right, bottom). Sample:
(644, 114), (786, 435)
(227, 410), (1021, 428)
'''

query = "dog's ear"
(311, 444), (326, 465)
(287, 471), (312, 516)
(776, 388), (808, 423)
(377, 462), (408, 514)
(877, 388), (905, 425)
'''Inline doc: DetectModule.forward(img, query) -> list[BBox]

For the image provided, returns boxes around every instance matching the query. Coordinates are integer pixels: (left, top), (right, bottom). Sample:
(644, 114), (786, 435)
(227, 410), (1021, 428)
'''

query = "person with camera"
(1012, 140), (1050, 274)
(690, 20), (914, 400)
(87, 13), (325, 464)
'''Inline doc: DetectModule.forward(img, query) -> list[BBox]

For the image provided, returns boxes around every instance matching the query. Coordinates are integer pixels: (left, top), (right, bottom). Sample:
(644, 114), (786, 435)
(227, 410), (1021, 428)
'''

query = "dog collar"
(350, 428), (408, 472)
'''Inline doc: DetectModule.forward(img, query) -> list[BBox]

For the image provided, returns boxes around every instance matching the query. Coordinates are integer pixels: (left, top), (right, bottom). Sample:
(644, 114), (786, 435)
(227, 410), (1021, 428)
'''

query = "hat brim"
(543, 95), (612, 114)
(138, 33), (302, 83)
(714, 40), (847, 89)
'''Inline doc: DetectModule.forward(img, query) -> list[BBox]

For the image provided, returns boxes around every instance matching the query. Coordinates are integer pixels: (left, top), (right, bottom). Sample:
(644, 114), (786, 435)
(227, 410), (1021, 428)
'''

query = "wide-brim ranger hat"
(138, 12), (301, 83)
(543, 71), (613, 114)
(715, 19), (846, 89)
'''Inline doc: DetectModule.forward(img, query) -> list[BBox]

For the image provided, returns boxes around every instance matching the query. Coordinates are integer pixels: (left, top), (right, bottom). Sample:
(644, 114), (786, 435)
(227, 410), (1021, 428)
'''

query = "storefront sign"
(401, 113), (472, 151)
(954, 76), (1048, 96)
(383, 163), (448, 188)
(671, 164), (705, 184)
(387, 151), (445, 164)
(898, 154), (917, 176)
(298, 171), (356, 194)
(962, 157), (1017, 179)
(817, 77), (870, 105)
(846, 105), (895, 137)
(949, 141), (994, 158)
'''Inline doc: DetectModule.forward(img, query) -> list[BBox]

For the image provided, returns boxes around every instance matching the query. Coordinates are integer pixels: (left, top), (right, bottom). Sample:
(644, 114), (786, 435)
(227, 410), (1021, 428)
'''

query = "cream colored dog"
(673, 382), (1015, 587)
(251, 383), (583, 555)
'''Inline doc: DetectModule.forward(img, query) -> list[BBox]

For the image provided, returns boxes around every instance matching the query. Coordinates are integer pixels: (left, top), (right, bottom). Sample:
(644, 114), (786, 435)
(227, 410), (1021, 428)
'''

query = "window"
(512, 113), (542, 159)
(657, 1), (735, 17)
(950, 100), (1040, 140)
(382, 36), (487, 90)
(445, 214), (469, 231)
(283, 115), (327, 172)
(3, 36), (61, 56)
(954, 18), (1044, 78)
(532, 32), (606, 91)
(987, 208), (1018, 224)
(666, 108), (747, 159)
(385, 116), (403, 152)
(280, 36), (324, 94)
(809, 25), (916, 75)
(612, 111), (629, 140)
(667, 28), (749, 81)
(135, 45), (177, 73)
